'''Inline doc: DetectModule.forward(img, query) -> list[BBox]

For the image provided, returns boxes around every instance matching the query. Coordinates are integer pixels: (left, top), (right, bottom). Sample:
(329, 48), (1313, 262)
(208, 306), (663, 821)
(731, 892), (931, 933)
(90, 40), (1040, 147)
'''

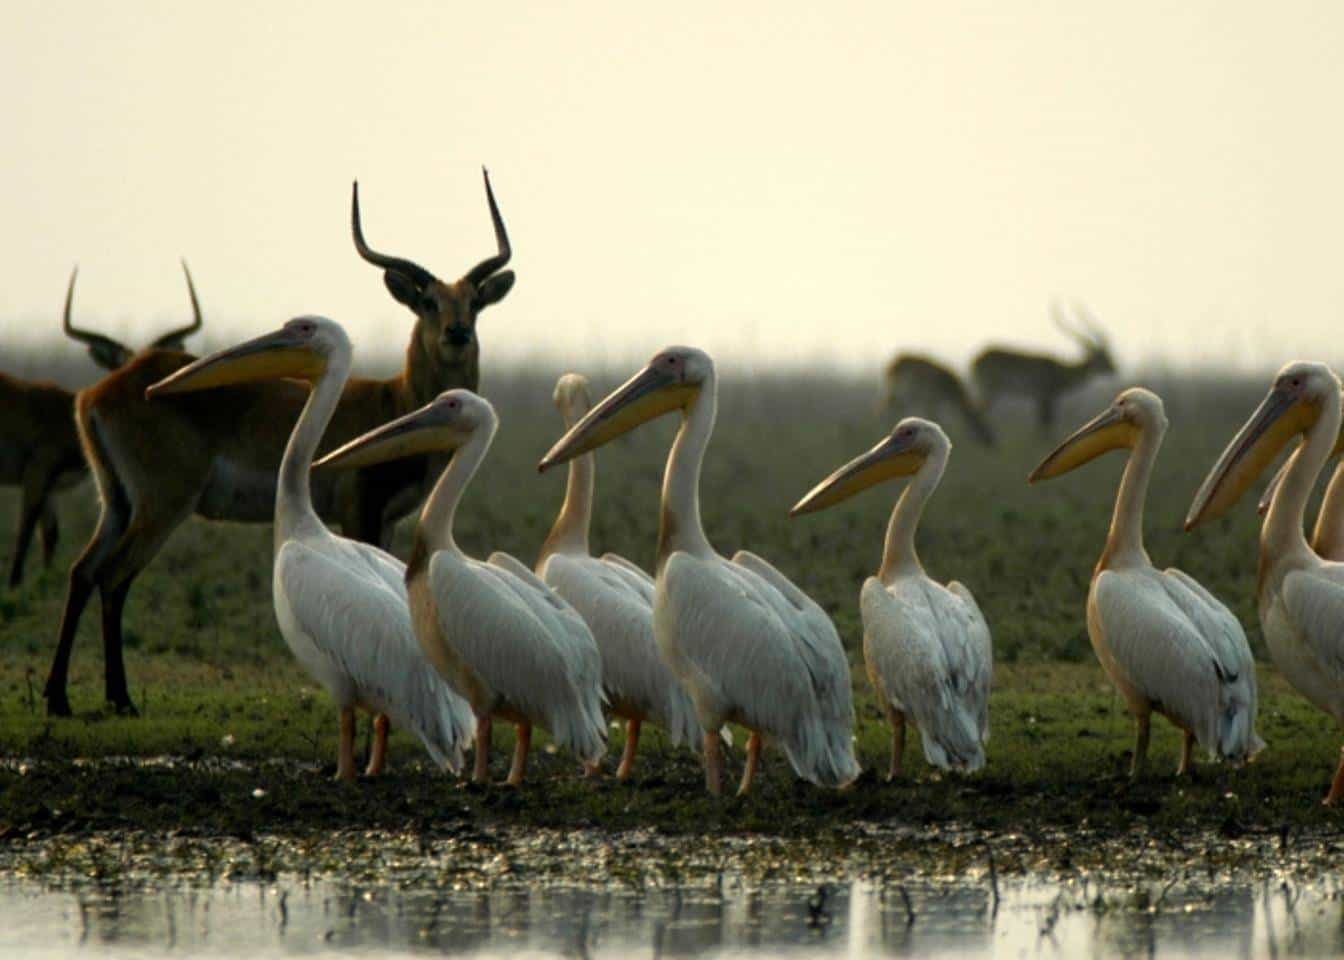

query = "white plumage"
(792, 417), (991, 777)
(653, 549), (860, 788)
(1033, 387), (1262, 775)
(1089, 566), (1261, 763)
(536, 374), (703, 778)
(146, 316), (473, 779)
(315, 388), (607, 785)
(538, 346), (859, 795)
(274, 529), (472, 773)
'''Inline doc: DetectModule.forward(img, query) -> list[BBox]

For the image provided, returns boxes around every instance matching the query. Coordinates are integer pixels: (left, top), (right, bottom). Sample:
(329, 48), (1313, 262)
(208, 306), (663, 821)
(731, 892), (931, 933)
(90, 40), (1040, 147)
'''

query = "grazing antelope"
(881, 354), (995, 446)
(972, 303), (1115, 430)
(1, 263), (204, 588)
(42, 170), (515, 717)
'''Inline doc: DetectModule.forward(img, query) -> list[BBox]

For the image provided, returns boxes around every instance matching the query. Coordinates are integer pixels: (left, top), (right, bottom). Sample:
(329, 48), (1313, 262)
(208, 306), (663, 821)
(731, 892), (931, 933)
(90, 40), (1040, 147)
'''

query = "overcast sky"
(4, 1), (1342, 377)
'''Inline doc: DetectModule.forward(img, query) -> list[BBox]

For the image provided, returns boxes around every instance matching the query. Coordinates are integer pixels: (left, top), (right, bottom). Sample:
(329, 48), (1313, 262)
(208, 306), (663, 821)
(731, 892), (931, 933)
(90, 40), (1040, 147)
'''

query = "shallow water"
(3, 873), (1342, 959)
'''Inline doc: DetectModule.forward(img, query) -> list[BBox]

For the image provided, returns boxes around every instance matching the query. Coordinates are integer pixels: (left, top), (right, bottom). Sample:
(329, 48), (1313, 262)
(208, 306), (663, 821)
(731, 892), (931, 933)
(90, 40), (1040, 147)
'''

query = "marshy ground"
(0, 362), (1340, 886)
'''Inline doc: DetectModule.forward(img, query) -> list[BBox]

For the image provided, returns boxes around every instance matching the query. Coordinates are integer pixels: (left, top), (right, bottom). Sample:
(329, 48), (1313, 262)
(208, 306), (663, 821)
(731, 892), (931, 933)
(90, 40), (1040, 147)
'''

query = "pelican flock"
(21, 168), (1344, 812)
(1030, 388), (1262, 775)
(539, 346), (860, 796)
(145, 316), (474, 779)
(791, 418), (991, 778)
(315, 388), (608, 786)
(535, 373), (705, 778)
(1187, 363), (1344, 804)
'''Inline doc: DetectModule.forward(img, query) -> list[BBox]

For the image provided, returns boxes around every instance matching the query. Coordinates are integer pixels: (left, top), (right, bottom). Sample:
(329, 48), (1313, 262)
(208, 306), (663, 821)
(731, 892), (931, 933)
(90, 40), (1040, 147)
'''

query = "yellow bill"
(790, 433), (925, 516)
(1028, 405), (1137, 483)
(1186, 386), (1317, 530)
(538, 362), (695, 472)
(315, 395), (472, 470)
(146, 324), (322, 398)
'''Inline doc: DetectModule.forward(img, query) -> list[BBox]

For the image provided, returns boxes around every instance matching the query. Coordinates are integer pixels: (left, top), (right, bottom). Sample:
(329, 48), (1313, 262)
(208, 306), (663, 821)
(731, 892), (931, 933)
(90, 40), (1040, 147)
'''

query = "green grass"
(0, 364), (1341, 841)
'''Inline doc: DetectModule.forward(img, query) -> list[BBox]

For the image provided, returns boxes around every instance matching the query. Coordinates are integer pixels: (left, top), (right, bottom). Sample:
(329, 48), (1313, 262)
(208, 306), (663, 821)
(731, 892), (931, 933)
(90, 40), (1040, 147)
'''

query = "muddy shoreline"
(2, 757), (1341, 891)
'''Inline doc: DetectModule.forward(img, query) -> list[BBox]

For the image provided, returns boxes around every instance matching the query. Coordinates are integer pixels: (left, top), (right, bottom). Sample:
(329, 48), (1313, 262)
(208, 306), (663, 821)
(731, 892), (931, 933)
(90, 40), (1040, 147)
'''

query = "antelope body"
(972, 303), (1115, 430)
(42, 172), (515, 716)
(2, 263), (203, 587)
(882, 354), (995, 446)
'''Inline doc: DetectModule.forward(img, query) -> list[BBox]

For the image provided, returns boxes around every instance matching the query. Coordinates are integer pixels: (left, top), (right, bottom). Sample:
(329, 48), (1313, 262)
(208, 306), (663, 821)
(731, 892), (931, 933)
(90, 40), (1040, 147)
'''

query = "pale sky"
(4, 1), (1343, 376)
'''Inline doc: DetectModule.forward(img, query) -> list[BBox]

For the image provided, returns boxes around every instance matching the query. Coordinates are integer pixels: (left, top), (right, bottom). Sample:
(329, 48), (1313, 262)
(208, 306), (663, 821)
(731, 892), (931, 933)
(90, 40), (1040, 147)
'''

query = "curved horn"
(149, 258), (204, 349)
(1051, 300), (1089, 344)
(465, 167), (512, 285)
(1072, 300), (1108, 344)
(350, 182), (435, 288)
(61, 266), (132, 369)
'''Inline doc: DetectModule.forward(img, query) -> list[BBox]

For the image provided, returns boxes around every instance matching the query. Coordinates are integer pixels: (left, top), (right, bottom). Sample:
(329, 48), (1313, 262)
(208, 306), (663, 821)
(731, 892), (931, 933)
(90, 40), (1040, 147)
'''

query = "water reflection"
(1, 874), (1340, 958)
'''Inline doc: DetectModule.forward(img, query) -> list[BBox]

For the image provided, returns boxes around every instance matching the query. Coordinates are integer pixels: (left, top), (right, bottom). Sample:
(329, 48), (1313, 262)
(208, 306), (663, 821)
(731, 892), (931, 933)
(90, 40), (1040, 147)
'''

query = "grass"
(0, 361), (1341, 848)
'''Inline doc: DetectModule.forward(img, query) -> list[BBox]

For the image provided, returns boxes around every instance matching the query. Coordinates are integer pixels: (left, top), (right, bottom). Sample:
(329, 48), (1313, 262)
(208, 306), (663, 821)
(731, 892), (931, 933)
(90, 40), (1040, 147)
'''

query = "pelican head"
(1186, 361), (1337, 530)
(1028, 387), (1164, 483)
(537, 346), (710, 472)
(146, 316), (346, 398)
(790, 418), (948, 517)
(552, 372), (593, 428)
(314, 389), (496, 470)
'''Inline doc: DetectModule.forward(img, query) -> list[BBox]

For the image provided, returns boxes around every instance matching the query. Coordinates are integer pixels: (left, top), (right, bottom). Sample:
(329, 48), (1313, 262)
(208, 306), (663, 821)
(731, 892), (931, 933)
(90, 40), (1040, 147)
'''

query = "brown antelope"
(881, 353), (995, 446)
(971, 302), (1115, 431)
(1, 263), (204, 588)
(42, 170), (515, 717)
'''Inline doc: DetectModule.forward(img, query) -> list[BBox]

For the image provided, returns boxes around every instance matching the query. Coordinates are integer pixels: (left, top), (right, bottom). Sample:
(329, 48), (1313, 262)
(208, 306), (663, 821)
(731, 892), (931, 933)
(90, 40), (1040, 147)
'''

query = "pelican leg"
(1130, 714), (1150, 778)
(703, 731), (724, 796)
(1176, 730), (1194, 777)
(888, 711), (907, 781)
(616, 718), (642, 781)
(336, 707), (357, 781)
(737, 731), (762, 796)
(473, 714), (492, 784)
(364, 714), (390, 777)
(1324, 746), (1344, 806)
(507, 722), (532, 786)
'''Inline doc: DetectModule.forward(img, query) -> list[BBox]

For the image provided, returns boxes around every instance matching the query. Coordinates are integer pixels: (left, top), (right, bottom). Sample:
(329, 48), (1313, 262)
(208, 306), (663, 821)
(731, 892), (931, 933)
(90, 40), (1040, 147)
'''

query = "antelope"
(42, 170), (515, 717)
(881, 354), (995, 446)
(1, 263), (203, 588)
(971, 302), (1115, 430)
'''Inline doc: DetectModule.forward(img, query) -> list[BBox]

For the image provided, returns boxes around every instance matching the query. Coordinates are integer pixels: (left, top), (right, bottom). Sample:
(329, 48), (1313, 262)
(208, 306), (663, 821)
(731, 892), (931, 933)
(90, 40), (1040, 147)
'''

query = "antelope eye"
(420, 296), (437, 313)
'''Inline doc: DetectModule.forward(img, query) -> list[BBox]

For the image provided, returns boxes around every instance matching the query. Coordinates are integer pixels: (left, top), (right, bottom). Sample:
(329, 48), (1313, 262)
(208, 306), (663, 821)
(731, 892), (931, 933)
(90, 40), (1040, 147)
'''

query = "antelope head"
(62, 261), (204, 370)
(351, 169), (515, 389)
(1053, 300), (1115, 375)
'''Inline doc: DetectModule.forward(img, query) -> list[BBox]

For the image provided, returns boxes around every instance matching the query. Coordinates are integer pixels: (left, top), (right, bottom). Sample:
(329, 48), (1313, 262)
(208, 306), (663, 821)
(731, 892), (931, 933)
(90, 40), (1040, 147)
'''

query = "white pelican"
(1030, 387), (1263, 776)
(1187, 362), (1344, 804)
(314, 389), (607, 785)
(537, 346), (860, 796)
(790, 418), (991, 778)
(146, 317), (474, 780)
(536, 373), (704, 778)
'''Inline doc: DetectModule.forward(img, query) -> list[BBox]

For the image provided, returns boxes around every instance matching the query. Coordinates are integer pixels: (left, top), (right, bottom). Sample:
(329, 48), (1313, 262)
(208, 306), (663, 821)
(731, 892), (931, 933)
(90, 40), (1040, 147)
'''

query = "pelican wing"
(861, 577), (986, 770)
(731, 550), (840, 649)
(1094, 568), (1260, 759)
(541, 552), (700, 746)
(427, 550), (606, 761)
(275, 537), (473, 771)
(598, 553), (657, 603)
(659, 552), (859, 786)
(947, 580), (993, 743)
(1280, 569), (1344, 680)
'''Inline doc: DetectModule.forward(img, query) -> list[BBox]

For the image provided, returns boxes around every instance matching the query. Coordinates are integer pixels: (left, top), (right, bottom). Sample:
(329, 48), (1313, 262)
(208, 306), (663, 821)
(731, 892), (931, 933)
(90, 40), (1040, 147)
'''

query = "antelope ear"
(474, 271), (515, 310)
(383, 271), (422, 309)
